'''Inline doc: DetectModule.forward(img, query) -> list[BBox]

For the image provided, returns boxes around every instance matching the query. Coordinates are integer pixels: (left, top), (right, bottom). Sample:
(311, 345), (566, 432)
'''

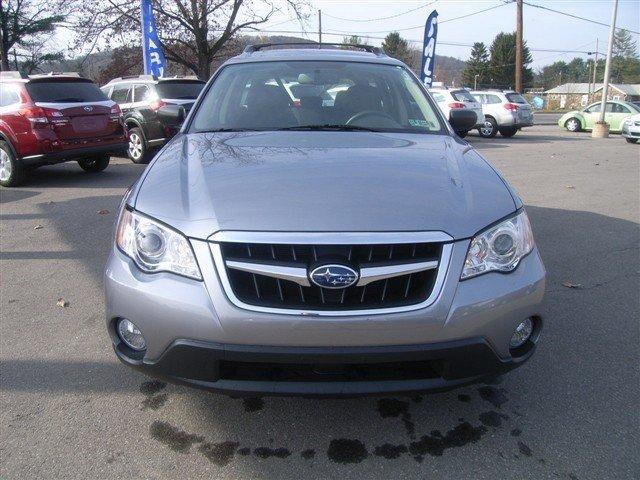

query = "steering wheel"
(346, 110), (401, 128)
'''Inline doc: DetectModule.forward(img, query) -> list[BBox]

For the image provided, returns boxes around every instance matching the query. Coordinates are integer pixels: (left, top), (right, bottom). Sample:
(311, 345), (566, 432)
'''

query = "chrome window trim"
(209, 230), (453, 245)
(209, 236), (453, 317)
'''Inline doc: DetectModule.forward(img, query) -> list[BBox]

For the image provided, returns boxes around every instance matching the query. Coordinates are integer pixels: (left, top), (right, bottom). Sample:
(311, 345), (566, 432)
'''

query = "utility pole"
(474, 74), (479, 90)
(515, 0), (523, 92)
(590, 38), (599, 103)
(593, 0), (618, 137)
(318, 10), (322, 45)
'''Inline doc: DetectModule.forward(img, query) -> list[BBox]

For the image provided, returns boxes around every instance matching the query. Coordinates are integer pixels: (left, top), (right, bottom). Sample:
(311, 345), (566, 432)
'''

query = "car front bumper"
(622, 123), (640, 139)
(105, 239), (546, 395)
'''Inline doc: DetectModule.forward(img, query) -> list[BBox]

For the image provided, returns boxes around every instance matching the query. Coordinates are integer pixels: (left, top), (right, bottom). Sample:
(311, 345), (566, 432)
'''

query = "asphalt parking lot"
(1, 125), (638, 480)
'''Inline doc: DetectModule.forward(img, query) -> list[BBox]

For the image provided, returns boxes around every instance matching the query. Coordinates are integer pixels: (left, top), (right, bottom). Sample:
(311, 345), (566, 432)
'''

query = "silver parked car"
(429, 86), (484, 138)
(471, 90), (534, 138)
(105, 44), (546, 396)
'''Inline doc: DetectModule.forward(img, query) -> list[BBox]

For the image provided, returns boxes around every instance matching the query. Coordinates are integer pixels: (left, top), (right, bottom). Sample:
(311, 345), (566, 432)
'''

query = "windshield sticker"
(409, 119), (431, 128)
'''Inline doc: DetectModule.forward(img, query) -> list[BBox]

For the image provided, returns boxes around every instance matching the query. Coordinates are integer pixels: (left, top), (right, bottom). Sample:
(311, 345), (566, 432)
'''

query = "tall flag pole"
(140, 0), (167, 77)
(420, 10), (439, 87)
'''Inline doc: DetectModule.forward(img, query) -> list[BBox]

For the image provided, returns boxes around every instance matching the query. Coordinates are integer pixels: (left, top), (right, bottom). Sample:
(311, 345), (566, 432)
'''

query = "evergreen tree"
(461, 42), (490, 88)
(611, 30), (640, 83)
(488, 32), (533, 90)
(382, 32), (411, 64)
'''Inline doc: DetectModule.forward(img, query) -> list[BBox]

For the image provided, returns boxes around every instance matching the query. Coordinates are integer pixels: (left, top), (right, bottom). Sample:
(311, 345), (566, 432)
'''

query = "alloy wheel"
(480, 121), (494, 137)
(0, 148), (12, 182)
(129, 133), (143, 160)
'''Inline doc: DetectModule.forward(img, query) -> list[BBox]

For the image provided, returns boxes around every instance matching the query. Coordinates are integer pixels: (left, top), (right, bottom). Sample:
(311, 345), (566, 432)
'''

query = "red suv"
(0, 72), (128, 187)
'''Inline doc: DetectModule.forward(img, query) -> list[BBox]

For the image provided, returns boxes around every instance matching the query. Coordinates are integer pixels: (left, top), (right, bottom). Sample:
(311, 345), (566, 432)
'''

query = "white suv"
(429, 87), (483, 137)
(471, 90), (534, 138)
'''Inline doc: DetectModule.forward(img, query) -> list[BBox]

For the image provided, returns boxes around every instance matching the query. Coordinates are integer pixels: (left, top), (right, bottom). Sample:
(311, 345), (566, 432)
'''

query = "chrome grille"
(210, 233), (452, 314)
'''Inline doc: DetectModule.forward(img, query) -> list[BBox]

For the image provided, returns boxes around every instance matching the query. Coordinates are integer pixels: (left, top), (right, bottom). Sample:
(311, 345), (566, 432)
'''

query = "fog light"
(510, 318), (533, 348)
(117, 318), (146, 351)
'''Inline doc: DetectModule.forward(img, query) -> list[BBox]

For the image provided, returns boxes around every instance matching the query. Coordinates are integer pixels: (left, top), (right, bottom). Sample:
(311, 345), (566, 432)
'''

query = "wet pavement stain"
(327, 439), (368, 464)
(301, 449), (315, 460)
(408, 422), (488, 460)
(254, 447), (291, 459)
(373, 443), (408, 459)
(511, 428), (522, 437)
(140, 380), (166, 395)
(377, 398), (415, 438)
(149, 421), (204, 453)
(238, 447), (251, 456)
(478, 386), (509, 409)
(199, 441), (239, 466)
(478, 411), (509, 428)
(458, 394), (472, 403)
(141, 393), (168, 411)
(518, 441), (533, 457)
(242, 397), (264, 412)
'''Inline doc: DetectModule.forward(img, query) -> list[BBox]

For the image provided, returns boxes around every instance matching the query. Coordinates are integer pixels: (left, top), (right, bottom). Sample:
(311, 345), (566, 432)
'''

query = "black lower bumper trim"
(21, 142), (128, 167)
(114, 337), (535, 396)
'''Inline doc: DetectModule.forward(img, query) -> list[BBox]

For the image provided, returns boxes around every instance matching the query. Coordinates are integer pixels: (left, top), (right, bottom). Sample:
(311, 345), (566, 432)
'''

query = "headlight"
(461, 210), (534, 279)
(116, 208), (202, 280)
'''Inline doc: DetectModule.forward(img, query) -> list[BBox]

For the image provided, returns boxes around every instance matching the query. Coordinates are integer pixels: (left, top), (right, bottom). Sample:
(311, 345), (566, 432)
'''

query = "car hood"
(133, 131), (517, 240)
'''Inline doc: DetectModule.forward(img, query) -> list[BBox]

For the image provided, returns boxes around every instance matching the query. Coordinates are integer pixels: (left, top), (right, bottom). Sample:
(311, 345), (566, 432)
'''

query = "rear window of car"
(506, 93), (528, 104)
(452, 90), (477, 103)
(155, 81), (204, 99)
(25, 81), (107, 103)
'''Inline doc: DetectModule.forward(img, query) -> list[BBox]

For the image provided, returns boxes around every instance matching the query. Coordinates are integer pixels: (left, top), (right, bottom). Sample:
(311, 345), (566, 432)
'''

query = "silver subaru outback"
(105, 44), (546, 396)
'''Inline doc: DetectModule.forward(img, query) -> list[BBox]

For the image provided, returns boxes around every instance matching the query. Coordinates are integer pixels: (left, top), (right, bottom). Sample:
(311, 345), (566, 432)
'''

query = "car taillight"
(503, 103), (519, 111)
(448, 102), (466, 109)
(110, 104), (122, 121)
(21, 106), (49, 127)
(149, 99), (167, 111)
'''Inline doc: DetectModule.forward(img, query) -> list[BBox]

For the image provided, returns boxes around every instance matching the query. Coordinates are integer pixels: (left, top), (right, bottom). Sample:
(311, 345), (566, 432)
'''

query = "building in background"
(544, 83), (640, 109)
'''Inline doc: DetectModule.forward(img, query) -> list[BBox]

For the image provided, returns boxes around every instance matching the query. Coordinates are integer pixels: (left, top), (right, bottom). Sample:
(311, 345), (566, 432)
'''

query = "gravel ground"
(1, 125), (638, 480)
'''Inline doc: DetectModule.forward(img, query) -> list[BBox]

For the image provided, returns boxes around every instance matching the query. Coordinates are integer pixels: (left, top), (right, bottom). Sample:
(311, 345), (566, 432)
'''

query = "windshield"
(190, 61), (444, 133)
(26, 81), (107, 103)
(156, 81), (204, 99)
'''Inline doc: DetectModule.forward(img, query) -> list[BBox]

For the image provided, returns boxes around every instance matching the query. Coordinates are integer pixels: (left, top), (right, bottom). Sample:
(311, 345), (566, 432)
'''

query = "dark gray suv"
(105, 44), (546, 396)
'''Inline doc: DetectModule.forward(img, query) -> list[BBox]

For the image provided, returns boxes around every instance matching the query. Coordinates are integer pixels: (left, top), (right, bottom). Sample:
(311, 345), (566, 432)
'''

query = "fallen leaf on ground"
(98, 209), (110, 215)
(33, 225), (43, 230)
(562, 282), (582, 289)
(565, 185), (575, 189)
(56, 298), (69, 308)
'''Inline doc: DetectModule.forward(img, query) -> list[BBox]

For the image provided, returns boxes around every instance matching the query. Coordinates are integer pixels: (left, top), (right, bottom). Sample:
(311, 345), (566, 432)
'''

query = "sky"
(52, 0), (640, 71)
(249, 0), (640, 69)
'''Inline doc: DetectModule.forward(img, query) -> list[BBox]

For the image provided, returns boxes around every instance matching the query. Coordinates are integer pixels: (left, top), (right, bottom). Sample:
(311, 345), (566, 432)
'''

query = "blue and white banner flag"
(420, 10), (438, 87)
(141, 0), (166, 77)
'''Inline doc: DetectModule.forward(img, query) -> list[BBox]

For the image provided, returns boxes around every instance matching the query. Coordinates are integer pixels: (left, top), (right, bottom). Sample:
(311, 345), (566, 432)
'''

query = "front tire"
(625, 138), (638, 144)
(478, 117), (498, 138)
(0, 141), (25, 187)
(565, 118), (581, 132)
(499, 127), (518, 138)
(78, 155), (110, 173)
(127, 127), (154, 164)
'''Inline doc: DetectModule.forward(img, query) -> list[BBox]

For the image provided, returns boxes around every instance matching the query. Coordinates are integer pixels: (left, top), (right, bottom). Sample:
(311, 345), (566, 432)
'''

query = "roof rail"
(0, 71), (25, 79)
(28, 72), (81, 78)
(243, 42), (386, 56)
(107, 74), (157, 83)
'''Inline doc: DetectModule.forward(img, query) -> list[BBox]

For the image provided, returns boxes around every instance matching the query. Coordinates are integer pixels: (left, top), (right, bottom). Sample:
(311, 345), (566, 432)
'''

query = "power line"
(322, 2), (512, 35)
(323, 2), (436, 23)
(523, 1), (639, 35)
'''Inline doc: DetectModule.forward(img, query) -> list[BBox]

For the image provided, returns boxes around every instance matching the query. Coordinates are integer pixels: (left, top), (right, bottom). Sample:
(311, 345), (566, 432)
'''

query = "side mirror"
(157, 104), (186, 127)
(449, 109), (477, 132)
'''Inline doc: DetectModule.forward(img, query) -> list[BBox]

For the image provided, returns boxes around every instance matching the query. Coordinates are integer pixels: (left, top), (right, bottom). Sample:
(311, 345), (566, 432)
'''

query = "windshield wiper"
(277, 124), (379, 132)
(200, 128), (259, 132)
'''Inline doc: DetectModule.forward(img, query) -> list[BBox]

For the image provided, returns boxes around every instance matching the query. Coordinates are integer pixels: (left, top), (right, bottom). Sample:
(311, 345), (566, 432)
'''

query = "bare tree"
(71, 0), (307, 80)
(0, 0), (65, 71)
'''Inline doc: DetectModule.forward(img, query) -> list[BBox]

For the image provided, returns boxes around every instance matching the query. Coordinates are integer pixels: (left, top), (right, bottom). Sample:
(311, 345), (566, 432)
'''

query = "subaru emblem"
(309, 265), (359, 289)
(83, 106), (93, 112)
